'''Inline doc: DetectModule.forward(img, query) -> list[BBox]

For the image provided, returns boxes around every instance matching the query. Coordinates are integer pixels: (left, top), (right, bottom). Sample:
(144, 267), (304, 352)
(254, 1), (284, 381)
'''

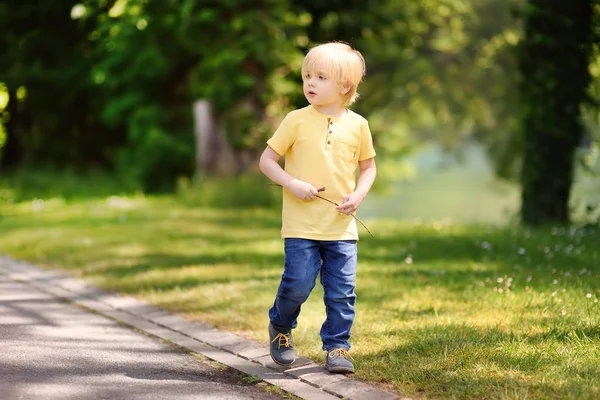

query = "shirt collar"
(308, 105), (348, 122)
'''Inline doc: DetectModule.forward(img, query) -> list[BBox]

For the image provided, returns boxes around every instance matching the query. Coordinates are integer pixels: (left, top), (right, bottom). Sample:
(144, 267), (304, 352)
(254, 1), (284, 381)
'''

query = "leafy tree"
(180, 0), (308, 173)
(5, 0), (596, 214)
(297, 0), (524, 181)
(81, 0), (199, 191)
(518, 0), (596, 225)
(0, 1), (114, 168)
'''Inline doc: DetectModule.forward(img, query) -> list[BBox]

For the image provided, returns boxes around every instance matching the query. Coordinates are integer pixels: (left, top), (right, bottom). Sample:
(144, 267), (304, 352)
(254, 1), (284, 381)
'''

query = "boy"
(258, 42), (376, 373)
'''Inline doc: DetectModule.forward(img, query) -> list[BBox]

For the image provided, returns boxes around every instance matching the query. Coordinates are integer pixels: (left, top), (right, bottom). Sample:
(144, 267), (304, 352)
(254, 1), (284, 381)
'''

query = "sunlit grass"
(1, 195), (599, 399)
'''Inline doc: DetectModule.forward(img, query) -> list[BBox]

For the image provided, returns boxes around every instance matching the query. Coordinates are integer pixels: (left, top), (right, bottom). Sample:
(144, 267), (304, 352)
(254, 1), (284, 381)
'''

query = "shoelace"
(271, 332), (292, 349)
(328, 348), (354, 360)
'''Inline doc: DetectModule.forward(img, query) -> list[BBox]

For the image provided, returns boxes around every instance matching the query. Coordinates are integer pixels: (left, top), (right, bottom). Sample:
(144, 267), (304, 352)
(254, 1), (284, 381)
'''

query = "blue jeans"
(269, 238), (358, 351)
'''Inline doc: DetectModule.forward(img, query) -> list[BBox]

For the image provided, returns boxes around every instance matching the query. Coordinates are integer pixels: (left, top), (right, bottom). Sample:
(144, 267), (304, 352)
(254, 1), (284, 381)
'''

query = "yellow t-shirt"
(267, 105), (376, 240)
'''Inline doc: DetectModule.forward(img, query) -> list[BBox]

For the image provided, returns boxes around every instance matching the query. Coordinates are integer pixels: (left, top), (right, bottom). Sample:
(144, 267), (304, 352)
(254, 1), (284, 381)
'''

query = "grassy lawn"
(1, 192), (599, 399)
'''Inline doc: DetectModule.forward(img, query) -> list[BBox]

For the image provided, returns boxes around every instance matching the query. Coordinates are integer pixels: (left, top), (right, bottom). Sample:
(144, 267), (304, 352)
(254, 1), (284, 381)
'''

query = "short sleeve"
(266, 112), (298, 156)
(358, 120), (376, 161)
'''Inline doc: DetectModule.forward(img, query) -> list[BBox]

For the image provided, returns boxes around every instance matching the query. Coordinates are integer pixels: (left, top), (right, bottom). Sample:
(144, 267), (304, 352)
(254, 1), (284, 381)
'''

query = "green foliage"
(352, 0), (523, 173)
(180, 0), (308, 165)
(83, 0), (198, 191)
(0, 0), (307, 190)
(0, 83), (7, 160)
(0, 0), (525, 178)
(182, 0), (305, 110)
(241, 374), (262, 385)
(1, 0), (598, 220)
(0, 1), (524, 180)
(0, 1), (108, 167)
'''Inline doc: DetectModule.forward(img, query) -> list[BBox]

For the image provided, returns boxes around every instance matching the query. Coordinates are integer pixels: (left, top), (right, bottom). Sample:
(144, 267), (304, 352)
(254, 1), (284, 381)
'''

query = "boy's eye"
(319, 75), (326, 80)
(304, 74), (311, 79)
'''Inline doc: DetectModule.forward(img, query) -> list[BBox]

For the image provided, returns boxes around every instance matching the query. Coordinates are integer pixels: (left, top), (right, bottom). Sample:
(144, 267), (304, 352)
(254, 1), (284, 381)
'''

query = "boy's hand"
(336, 191), (365, 215)
(288, 179), (319, 200)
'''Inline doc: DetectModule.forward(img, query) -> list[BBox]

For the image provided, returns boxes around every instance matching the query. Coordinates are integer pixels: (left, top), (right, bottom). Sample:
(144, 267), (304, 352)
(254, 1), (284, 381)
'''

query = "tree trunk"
(192, 100), (236, 178)
(519, 0), (594, 225)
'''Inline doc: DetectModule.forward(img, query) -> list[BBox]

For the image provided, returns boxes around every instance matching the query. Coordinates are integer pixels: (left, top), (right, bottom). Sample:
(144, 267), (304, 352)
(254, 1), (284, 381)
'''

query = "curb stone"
(0, 256), (406, 400)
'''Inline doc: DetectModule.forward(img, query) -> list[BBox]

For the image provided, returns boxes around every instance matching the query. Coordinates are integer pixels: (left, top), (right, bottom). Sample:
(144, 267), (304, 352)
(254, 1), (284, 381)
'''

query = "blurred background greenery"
(0, 0), (599, 225)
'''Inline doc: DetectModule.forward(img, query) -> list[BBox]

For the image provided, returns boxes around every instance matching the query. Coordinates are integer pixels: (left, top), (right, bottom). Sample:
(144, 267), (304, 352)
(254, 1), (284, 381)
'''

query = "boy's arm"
(259, 146), (319, 200)
(336, 157), (377, 215)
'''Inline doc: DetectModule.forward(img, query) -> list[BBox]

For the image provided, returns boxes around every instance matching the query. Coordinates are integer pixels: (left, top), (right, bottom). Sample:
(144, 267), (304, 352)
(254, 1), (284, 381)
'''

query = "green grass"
(1, 193), (599, 399)
(0, 167), (141, 203)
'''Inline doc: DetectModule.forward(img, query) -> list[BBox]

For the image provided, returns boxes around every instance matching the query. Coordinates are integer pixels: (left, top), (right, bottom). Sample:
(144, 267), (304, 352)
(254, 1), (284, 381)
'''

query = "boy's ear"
(340, 85), (351, 95)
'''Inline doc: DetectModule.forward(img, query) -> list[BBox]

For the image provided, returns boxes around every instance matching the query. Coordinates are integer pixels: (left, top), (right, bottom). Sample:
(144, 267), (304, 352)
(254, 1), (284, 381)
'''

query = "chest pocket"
(337, 136), (359, 163)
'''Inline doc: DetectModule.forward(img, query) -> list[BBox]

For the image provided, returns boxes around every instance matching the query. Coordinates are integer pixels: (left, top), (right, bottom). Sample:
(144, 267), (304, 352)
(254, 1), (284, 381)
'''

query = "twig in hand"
(314, 194), (374, 238)
(267, 184), (374, 238)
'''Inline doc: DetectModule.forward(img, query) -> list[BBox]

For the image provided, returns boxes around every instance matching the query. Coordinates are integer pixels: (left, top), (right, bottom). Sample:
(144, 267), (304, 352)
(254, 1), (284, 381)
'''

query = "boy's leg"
(268, 238), (320, 365)
(319, 240), (357, 373)
(319, 240), (357, 350)
(269, 238), (321, 329)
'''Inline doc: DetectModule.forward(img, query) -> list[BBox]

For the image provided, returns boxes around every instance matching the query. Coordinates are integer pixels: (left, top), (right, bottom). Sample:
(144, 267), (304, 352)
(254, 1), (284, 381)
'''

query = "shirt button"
(329, 122), (333, 125)
(329, 130), (332, 134)
(327, 141), (331, 144)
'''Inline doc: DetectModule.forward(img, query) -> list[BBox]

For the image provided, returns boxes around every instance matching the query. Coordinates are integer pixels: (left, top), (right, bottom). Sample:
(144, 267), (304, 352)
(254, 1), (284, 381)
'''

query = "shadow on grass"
(358, 323), (600, 399)
(3, 208), (598, 302)
(360, 228), (594, 264)
(358, 227), (598, 279)
(100, 252), (283, 285)
(0, 205), (283, 232)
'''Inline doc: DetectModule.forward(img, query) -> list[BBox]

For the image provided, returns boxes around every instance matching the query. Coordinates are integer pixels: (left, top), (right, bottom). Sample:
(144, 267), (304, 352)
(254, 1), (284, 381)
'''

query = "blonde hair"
(301, 42), (366, 107)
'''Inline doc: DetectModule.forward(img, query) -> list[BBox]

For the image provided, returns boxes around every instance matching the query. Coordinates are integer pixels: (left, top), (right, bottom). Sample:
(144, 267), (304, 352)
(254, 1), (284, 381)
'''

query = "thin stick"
(268, 184), (325, 192)
(268, 184), (374, 237)
(315, 195), (374, 238)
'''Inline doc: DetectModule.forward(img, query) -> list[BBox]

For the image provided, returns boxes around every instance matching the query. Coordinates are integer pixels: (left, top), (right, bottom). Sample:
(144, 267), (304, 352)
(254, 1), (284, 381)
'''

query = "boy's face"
(302, 66), (349, 109)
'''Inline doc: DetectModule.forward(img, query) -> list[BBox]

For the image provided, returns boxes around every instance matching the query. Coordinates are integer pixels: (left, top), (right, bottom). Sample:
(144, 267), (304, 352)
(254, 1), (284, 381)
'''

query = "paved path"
(0, 274), (289, 400)
(0, 257), (403, 400)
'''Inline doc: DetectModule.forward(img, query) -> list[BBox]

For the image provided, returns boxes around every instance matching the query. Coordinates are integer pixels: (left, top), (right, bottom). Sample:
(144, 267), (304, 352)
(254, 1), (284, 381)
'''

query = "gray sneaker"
(325, 348), (355, 373)
(269, 323), (296, 366)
